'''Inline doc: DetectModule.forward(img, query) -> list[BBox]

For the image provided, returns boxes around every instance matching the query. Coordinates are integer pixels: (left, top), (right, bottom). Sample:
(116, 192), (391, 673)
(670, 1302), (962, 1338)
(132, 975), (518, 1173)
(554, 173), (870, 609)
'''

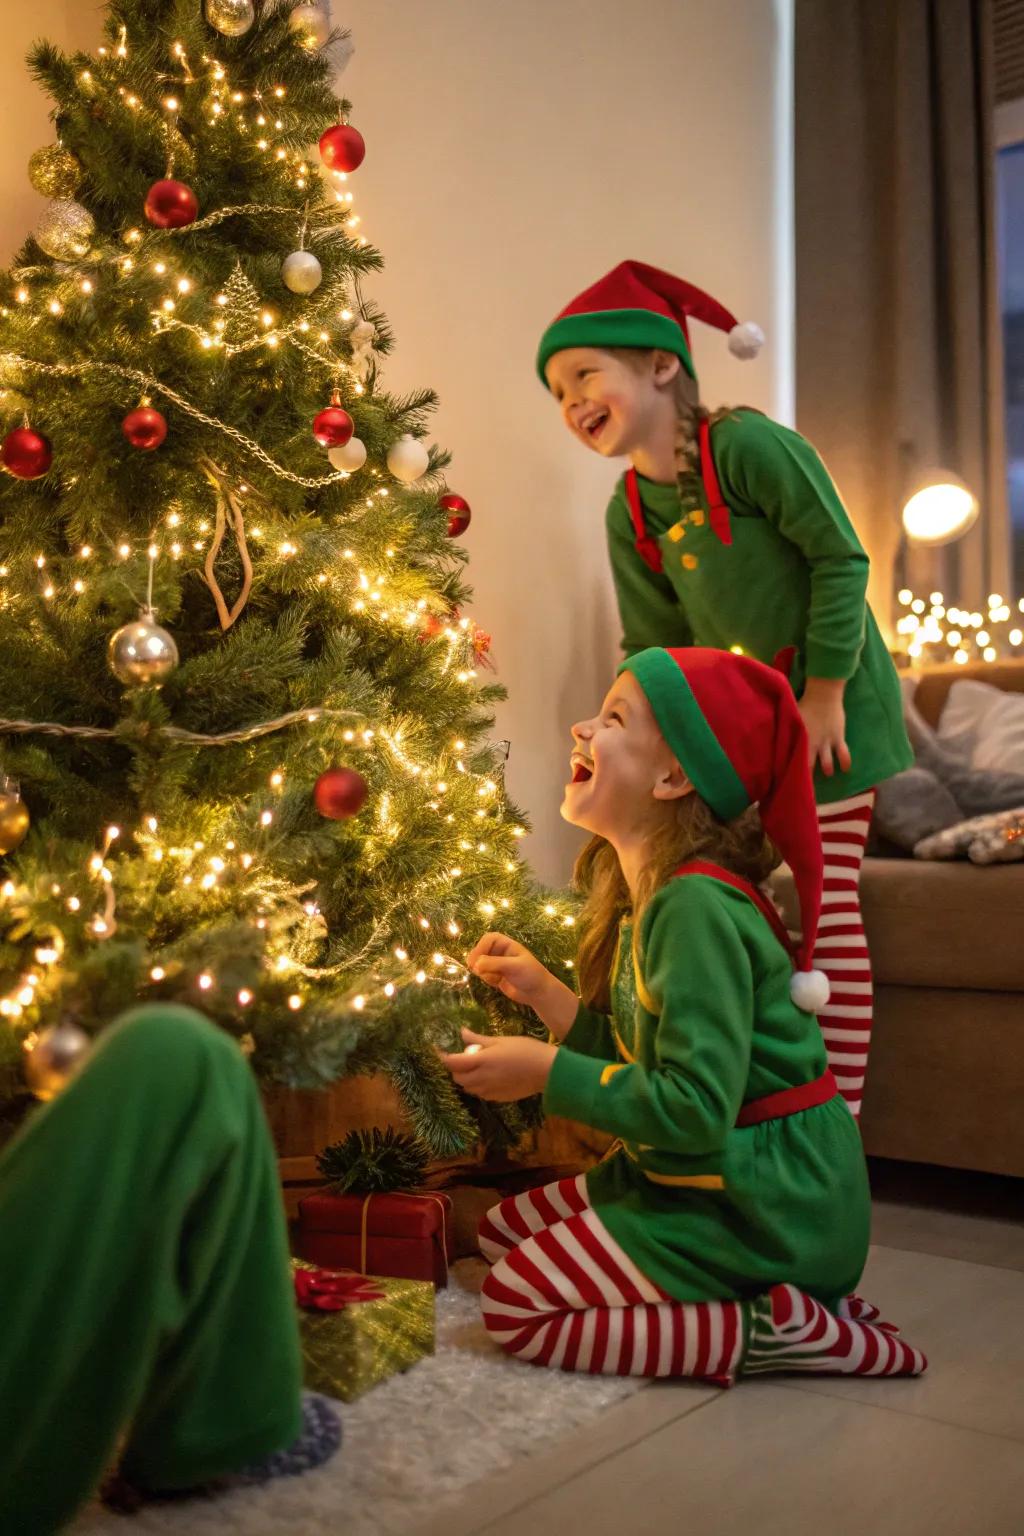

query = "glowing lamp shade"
(901, 471), (978, 546)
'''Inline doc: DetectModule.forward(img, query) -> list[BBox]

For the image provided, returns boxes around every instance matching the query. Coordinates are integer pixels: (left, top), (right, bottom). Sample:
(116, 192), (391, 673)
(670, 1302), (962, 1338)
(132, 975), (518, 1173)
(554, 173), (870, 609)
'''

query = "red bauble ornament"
(319, 123), (366, 172)
(1, 426), (52, 480)
(314, 767), (369, 820)
(144, 179), (199, 229)
(122, 406), (168, 451)
(440, 493), (472, 538)
(312, 404), (354, 448)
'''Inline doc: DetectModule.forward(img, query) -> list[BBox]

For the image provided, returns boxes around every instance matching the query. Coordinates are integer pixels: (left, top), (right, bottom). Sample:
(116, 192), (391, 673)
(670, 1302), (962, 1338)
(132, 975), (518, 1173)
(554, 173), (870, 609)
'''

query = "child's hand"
(799, 677), (852, 778)
(440, 1029), (557, 1102)
(466, 933), (578, 1037)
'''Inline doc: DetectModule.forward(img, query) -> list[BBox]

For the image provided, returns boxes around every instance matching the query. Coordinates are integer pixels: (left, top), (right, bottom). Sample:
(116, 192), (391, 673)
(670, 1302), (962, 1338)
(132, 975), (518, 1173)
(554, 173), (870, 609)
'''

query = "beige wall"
(0, 0), (794, 888)
(338, 0), (794, 883)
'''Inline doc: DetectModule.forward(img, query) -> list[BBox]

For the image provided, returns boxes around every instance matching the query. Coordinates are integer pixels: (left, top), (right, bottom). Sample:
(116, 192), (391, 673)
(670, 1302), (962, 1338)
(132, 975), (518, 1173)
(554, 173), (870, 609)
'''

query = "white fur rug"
(71, 1260), (646, 1536)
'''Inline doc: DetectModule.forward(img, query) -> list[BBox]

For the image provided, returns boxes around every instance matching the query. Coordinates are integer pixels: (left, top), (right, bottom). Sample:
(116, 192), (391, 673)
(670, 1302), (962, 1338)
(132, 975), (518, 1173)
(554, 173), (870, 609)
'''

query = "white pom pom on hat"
(728, 321), (765, 360)
(789, 968), (831, 1015)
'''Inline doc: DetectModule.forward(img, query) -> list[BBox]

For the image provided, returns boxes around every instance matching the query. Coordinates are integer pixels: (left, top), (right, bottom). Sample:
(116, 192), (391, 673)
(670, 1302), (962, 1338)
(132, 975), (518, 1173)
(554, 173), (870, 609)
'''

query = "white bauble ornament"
(35, 199), (95, 261)
(24, 1021), (91, 1101)
(108, 611), (179, 687)
(281, 249), (323, 295)
(205, 0), (255, 36)
(289, 3), (330, 48)
(328, 436), (367, 473)
(386, 434), (429, 484)
(790, 968), (830, 1014)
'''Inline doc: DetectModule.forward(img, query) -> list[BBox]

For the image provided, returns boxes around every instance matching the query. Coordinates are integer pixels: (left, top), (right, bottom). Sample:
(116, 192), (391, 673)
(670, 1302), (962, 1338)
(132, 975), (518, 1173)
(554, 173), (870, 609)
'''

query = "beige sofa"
(777, 661), (1024, 1179)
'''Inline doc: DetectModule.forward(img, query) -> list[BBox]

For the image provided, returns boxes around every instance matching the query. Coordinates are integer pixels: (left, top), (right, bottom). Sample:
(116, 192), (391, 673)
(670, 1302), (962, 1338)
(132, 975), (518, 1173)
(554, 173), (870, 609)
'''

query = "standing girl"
(443, 648), (924, 1383)
(536, 262), (912, 1118)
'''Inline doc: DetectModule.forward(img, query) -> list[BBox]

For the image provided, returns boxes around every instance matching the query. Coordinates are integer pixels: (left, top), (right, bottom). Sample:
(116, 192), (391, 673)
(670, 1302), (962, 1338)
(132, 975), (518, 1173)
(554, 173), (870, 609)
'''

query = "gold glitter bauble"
(35, 199), (95, 261)
(23, 1022), (90, 1101)
(205, 0), (255, 36)
(28, 144), (83, 199)
(0, 789), (30, 855)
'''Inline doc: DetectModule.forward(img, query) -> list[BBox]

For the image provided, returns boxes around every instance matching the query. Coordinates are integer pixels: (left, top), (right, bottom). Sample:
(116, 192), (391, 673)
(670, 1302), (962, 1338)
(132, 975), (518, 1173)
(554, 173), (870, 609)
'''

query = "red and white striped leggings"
(814, 791), (876, 1119)
(479, 1174), (746, 1381)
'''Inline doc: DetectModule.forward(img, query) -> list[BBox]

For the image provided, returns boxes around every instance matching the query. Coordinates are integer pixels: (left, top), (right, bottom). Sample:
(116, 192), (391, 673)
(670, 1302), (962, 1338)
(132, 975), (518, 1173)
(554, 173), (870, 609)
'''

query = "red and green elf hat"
(536, 259), (764, 387)
(620, 646), (829, 1014)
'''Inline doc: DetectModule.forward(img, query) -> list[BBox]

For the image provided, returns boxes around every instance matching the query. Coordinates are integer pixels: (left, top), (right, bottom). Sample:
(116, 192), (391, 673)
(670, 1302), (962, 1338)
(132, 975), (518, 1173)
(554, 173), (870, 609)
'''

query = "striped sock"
(814, 791), (876, 1120)
(838, 1292), (900, 1333)
(743, 1285), (926, 1378)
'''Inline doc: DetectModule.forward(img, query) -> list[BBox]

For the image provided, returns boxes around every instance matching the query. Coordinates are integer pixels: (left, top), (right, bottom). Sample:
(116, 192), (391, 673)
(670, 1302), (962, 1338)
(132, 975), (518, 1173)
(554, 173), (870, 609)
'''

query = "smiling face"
(561, 671), (692, 839)
(544, 346), (683, 459)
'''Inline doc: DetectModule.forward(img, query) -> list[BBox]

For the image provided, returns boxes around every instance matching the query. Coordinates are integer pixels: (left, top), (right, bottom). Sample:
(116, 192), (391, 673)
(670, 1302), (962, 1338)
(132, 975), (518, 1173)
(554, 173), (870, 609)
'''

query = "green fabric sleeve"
(561, 999), (617, 1060)
(605, 487), (693, 658)
(544, 880), (752, 1154)
(712, 412), (869, 681)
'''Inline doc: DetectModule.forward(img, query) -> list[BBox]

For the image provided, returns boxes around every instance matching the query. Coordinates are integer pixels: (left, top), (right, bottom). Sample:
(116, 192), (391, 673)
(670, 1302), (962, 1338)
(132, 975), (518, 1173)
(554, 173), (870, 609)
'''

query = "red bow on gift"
(294, 1265), (385, 1311)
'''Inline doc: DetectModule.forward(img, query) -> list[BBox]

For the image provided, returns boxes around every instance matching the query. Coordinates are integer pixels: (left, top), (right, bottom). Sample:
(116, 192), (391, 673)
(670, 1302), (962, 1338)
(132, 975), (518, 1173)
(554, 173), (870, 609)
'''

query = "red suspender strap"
(670, 861), (838, 1128)
(697, 416), (732, 547)
(624, 468), (664, 574)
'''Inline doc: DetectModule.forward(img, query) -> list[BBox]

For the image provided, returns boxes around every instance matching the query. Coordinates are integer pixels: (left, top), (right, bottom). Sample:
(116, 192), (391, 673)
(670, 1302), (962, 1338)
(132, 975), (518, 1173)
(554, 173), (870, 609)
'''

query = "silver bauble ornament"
(0, 780), (30, 855)
(35, 199), (95, 261)
(24, 1021), (91, 1101)
(108, 611), (179, 687)
(28, 144), (83, 199)
(386, 434), (430, 484)
(289, 2), (331, 49)
(205, 0), (256, 35)
(328, 435), (367, 473)
(281, 249), (323, 294)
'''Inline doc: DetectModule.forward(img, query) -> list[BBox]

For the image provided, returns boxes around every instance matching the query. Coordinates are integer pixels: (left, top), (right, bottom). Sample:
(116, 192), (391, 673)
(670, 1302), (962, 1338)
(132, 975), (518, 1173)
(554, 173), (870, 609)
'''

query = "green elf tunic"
(543, 870), (871, 1310)
(605, 410), (912, 804)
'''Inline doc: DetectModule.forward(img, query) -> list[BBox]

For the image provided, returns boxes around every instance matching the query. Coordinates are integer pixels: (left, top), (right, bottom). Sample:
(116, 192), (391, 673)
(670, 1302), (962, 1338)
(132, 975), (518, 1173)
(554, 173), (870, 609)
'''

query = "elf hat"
(536, 259), (764, 387)
(619, 646), (829, 1014)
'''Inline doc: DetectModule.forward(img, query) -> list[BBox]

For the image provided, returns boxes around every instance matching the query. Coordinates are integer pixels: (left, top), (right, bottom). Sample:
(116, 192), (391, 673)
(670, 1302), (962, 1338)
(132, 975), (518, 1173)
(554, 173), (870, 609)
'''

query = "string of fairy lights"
(0, 20), (578, 1046)
(894, 589), (1024, 665)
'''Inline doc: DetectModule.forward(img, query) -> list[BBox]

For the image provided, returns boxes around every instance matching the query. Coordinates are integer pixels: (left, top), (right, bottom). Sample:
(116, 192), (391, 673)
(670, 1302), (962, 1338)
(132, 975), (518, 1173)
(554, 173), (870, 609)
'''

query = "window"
(996, 101), (1024, 596)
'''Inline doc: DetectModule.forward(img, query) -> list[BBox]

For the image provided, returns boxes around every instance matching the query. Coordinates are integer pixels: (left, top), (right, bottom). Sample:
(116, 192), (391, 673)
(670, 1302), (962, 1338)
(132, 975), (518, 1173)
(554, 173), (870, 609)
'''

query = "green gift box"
(291, 1258), (435, 1402)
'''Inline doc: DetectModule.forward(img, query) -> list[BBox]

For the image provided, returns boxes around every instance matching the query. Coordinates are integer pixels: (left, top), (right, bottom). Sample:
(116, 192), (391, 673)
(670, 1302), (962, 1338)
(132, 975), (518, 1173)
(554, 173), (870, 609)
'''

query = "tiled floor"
(414, 1161), (1024, 1536)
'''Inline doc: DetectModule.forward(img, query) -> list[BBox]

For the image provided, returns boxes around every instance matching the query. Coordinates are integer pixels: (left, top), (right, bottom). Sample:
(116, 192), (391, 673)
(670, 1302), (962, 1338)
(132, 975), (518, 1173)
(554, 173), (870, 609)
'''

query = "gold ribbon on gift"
(358, 1191), (452, 1279)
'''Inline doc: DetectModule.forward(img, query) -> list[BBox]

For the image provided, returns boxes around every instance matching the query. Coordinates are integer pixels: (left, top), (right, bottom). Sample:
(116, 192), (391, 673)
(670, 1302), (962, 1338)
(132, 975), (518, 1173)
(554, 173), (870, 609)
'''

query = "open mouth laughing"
(578, 408), (609, 441)
(569, 752), (594, 785)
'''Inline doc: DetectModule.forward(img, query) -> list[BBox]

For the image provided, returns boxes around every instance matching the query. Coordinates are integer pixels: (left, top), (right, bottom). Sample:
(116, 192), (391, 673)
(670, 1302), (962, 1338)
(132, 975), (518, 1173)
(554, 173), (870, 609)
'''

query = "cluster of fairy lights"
(0, 726), (577, 1023)
(2, 34), (369, 394)
(0, 26), (571, 1036)
(895, 589), (1024, 664)
(0, 531), (487, 672)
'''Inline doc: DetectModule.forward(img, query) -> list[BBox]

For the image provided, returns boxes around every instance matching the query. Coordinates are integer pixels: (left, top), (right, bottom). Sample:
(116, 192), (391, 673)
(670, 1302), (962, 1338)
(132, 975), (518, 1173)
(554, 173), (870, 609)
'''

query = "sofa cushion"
(936, 679), (1024, 772)
(772, 859), (1024, 991)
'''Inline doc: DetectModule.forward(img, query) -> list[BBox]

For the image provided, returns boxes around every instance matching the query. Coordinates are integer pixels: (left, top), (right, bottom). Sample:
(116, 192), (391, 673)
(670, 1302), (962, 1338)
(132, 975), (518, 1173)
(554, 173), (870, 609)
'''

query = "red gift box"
(296, 1190), (453, 1288)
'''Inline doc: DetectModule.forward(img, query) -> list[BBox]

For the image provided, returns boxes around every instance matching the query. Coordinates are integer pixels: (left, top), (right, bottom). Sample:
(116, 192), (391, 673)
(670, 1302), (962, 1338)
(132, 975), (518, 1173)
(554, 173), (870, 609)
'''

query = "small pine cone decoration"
(315, 1126), (430, 1194)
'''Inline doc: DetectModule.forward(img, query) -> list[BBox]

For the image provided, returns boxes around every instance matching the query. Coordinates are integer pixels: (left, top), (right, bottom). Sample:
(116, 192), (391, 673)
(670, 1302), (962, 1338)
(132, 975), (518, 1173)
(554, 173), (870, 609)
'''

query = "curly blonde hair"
(573, 794), (780, 1012)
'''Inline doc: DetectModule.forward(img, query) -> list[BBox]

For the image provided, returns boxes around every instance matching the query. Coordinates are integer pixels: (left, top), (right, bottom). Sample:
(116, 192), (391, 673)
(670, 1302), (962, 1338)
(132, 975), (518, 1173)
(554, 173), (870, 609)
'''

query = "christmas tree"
(0, 0), (575, 1153)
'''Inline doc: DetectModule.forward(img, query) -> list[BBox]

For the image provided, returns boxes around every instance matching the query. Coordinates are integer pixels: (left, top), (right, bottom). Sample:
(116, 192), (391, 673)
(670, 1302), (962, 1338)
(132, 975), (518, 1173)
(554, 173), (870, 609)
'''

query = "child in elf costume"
(444, 648), (925, 1383)
(0, 1005), (340, 1534)
(536, 262), (913, 1120)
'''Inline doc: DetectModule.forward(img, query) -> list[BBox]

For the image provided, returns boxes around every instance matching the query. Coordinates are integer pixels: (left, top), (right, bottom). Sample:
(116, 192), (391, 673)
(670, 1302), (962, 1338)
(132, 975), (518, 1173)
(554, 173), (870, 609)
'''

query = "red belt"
(735, 1069), (837, 1128)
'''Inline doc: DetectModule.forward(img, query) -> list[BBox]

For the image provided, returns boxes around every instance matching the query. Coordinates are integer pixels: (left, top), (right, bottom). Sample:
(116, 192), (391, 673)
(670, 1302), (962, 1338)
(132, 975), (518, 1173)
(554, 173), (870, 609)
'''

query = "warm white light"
(198, 973), (214, 990)
(287, 993), (303, 1011)
(238, 989), (253, 1006)
(150, 966), (165, 981)
(902, 472), (979, 546)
